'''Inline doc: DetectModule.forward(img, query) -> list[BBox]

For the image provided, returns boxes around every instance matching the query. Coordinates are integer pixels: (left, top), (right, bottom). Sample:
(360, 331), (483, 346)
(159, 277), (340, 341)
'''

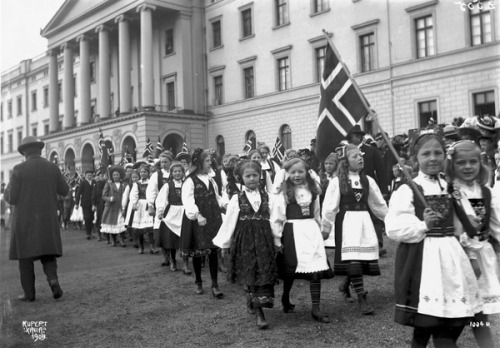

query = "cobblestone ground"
(0, 225), (498, 348)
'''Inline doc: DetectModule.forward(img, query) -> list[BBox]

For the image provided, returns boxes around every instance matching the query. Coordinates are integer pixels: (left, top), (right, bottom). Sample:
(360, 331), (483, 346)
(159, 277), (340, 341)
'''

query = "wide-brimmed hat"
(132, 160), (149, 170)
(175, 152), (190, 162)
(346, 125), (366, 138)
(457, 117), (482, 142)
(443, 124), (459, 141)
(18, 136), (45, 155)
(108, 165), (125, 179)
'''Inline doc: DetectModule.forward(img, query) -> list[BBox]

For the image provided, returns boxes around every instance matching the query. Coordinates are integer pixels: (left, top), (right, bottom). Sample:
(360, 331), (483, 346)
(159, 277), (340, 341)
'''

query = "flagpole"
(322, 30), (429, 209)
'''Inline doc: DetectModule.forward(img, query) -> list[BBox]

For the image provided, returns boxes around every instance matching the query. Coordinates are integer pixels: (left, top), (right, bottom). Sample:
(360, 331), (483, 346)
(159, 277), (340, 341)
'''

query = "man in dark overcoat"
(347, 125), (388, 256)
(4, 136), (69, 301)
(75, 170), (95, 239)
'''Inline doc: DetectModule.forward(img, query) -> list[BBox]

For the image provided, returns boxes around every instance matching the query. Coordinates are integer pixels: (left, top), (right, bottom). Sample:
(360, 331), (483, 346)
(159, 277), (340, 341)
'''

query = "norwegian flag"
(316, 43), (370, 161)
(143, 137), (154, 159)
(242, 136), (254, 154)
(98, 128), (106, 155)
(271, 137), (285, 165)
(155, 136), (164, 158)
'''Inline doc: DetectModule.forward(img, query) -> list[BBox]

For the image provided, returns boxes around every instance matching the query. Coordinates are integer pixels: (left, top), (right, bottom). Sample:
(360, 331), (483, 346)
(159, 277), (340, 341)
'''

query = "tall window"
(58, 82), (62, 102)
(90, 61), (96, 83)
(241, 8), (252, 38)
(216, 135), (225, 157)
(8, 133), (13, 152)
(165, 29), (174, 55)
(17, 96), (22, 116)
(313, 0), (328, 13)
(418, 100), (437, 128)
(473, 90), (496, 116)
(214, 76), (223, 105)
(17, 129), (23, 148)
(280, 124), (292, 149)
(1, 102), (3, 121)
(74, 75), (77, 97)
(470, 1), (492, 46)
(8, 100), (12, 118)
(166, 82), (175, 110)
(31, 91), (37, 111)
(276, 0), (289, 26)
(212, 20), (222, 48)
(243, 67), (254, 99)
(415, 15), (434, 58)
(32, 126), (37, 137)
(43, 86), (49, 107)
(0, 135), (3, 154)
(360, 33), (375, 72)
(315, 46), (326, 82)
(44, 123), (49, 135)
(277, 57), (290, 91)
(246, 130), (256, 149)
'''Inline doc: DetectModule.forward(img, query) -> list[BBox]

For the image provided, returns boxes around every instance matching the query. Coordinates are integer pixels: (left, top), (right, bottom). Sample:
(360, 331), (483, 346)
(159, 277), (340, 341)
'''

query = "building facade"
(1, 0), (499, 183)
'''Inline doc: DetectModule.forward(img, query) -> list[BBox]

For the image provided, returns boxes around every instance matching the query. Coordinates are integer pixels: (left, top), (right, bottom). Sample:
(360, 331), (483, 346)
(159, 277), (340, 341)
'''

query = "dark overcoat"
(101, 182), (125, 225)
(5, 154), (69, 260)
(76, 179), (95, 220)
(360, 143), (388, 196)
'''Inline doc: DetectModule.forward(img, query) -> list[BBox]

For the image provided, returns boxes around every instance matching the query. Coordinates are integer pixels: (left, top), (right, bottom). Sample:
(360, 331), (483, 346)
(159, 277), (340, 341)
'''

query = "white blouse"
(321, 173), (387, 233)
(155, 179), (183, 216)
(385, 171), (447, 244)
(130, 179), (149, 206)
(181, 174), (223, 220)
(146, 169), (170, 206)
(213, 187), (264, 249)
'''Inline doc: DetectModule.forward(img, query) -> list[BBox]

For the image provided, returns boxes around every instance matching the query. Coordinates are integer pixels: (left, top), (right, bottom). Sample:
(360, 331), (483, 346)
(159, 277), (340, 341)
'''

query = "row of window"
(214, 124), (293, 158)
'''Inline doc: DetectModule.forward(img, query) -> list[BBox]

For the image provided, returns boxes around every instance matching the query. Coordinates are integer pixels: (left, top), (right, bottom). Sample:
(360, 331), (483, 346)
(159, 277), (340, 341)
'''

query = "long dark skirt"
(228, 219), (277, 286)
(180, 214), (219, 257)
(158, 221), (179, 249)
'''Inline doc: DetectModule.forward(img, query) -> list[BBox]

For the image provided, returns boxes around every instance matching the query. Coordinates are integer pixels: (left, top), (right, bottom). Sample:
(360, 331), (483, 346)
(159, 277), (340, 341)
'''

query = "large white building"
(1, 0), (499, 183)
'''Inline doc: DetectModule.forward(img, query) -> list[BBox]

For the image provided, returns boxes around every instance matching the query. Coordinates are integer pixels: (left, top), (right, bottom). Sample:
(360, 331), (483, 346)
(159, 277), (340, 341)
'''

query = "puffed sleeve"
(265, 171), (273, 195)
(367, 176), (388, 221)
(182, 177), (199, 220)
(129, 183), (139, 205)
(272, 169), (286, 194)
(321, 177), (340, 233)
(155, 183), (170, 216)
(146, 172), (158, 206)
(490, 186), (500, 242)
(313, 195), (321, 228)
(122, 185), (131, 211)
(385, 184), (427, 243)
(271, 192), (287, 247)
(213, 195), (240, 249)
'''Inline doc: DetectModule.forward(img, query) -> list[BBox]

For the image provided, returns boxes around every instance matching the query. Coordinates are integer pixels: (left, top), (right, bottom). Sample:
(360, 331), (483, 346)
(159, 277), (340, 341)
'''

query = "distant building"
(1, 0), (499, 183)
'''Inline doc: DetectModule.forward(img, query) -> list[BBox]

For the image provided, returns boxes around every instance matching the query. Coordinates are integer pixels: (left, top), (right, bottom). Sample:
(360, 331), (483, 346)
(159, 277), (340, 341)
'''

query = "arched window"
(216, 135), (225, 158)
(245, 130), (256, 150)
(280, 124), (292, 149)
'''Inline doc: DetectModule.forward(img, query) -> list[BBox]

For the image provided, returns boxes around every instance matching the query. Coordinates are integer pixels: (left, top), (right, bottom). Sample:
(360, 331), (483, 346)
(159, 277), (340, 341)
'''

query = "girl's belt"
(426, 226), (455, 237)
(340, 203), (368, 211)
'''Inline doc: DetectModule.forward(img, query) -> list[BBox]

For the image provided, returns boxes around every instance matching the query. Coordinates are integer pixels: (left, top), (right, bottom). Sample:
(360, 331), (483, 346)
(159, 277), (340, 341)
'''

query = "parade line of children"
(57, 115), (499, 347)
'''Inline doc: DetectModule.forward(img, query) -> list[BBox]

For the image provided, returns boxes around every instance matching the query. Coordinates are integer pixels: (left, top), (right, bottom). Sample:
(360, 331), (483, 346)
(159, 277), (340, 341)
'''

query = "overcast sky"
(0, 0), (65, 72)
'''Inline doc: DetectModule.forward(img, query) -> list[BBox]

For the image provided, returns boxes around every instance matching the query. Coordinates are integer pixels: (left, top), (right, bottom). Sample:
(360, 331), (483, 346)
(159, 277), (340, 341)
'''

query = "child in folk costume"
(319, 152), (339, 207)
(385, 132), (482, 348)
(180, 148), (224, 297)
(248, 150), (273, 194)
(214, 161), (278, 330)
(122, 170), (140, 247)
(130, 164), (157, 254)
(445, 140), (500, 348)
(272, 158), (333, 323)
(321, 144), (387, 315)
(156, 162), (191, 274)
(101, 166), (127, 246)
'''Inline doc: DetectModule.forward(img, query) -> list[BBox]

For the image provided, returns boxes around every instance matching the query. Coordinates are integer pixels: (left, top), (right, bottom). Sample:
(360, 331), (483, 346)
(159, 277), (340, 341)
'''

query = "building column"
(115, 15), (131, 114)
(137, 4), (156, 110)
(77, 35), (91, 125)
(96, 25), (111, 119)
(61, 42), (75, 129)
(47, 49), (59, 133)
